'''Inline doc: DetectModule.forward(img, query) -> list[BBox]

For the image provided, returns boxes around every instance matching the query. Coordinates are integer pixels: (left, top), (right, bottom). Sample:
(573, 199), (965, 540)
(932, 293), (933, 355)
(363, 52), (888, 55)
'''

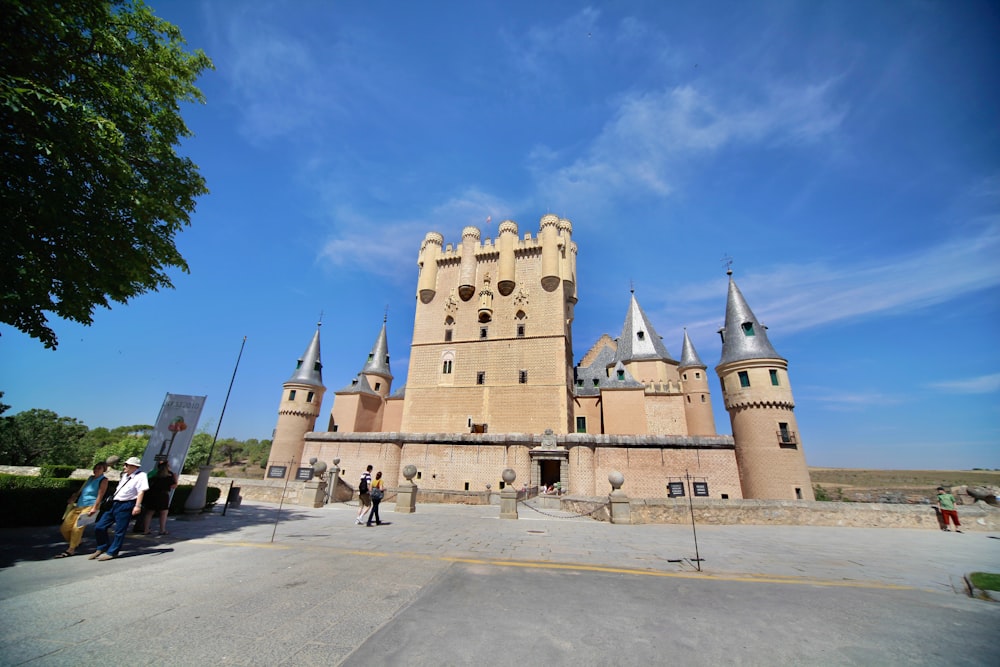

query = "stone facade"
(273, 215), (815, 501)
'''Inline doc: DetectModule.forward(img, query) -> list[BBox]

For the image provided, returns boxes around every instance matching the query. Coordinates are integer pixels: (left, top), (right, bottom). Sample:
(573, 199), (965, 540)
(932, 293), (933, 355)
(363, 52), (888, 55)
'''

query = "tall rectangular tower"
(400, 216), (578, 434)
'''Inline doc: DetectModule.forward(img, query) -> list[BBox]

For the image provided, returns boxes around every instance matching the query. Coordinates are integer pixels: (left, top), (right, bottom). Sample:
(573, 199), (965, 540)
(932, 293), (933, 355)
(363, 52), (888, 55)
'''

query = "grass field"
(808, 468), (1000, 503)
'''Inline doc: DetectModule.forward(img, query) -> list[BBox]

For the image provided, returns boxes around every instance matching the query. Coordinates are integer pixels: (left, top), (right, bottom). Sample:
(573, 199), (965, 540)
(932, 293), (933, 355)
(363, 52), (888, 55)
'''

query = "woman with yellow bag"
(55, 462), (109, 558)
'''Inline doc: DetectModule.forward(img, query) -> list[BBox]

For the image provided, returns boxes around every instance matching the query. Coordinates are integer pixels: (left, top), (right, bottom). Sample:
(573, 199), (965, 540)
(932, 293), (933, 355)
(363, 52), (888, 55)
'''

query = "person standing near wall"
(367, 471), (384, 526)
(90, 457), (149, 560)
(356, 464), (373, 525)
(55, 462), (109, 558)
(936, 486), (963, 533)
(143, 460), (179, 536)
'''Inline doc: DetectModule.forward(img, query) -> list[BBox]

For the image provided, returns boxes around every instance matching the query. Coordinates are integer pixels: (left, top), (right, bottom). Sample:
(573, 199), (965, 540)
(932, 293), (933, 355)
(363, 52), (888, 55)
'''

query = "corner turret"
(679, 329), (716, 435)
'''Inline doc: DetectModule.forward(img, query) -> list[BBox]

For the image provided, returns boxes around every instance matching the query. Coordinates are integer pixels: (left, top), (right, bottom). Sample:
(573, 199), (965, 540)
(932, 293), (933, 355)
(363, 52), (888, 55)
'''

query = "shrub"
(39, 464), (77, 478)
(168, 485), (221, 514)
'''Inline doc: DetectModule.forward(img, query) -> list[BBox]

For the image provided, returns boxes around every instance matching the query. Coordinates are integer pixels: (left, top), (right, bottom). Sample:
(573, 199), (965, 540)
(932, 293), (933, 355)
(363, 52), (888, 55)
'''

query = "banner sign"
(139, 393), (207, 476)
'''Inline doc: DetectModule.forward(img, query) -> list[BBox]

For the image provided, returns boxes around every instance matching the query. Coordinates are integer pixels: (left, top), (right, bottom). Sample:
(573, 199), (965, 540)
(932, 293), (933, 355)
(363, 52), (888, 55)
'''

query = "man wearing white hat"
(90, 457), (149, 561)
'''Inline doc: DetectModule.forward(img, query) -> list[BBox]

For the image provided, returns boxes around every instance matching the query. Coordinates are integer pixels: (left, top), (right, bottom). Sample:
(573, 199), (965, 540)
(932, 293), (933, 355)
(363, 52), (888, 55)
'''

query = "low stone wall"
(560, 496), (1000, 531)
(4, 468), (997, 529)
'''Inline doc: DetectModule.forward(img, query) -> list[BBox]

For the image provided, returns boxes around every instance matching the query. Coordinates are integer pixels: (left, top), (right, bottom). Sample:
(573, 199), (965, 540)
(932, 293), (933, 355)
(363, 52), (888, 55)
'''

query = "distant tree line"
(0, 394), (270, 474)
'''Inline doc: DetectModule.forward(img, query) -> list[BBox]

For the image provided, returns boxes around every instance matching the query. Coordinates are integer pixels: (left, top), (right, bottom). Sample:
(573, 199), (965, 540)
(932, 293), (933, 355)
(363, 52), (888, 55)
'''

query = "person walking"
(143, 460), (178, 536)
(90, 457), (149, 561)
(356, 465), (373, 525)
(367, 471), (385, 526)
(55, 462), (109, 558)
(936, 486), (962, 533)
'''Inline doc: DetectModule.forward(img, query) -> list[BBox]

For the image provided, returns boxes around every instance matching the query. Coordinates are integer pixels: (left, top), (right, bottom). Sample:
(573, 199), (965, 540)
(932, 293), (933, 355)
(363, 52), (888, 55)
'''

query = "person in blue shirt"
(55, 462), (109, 558)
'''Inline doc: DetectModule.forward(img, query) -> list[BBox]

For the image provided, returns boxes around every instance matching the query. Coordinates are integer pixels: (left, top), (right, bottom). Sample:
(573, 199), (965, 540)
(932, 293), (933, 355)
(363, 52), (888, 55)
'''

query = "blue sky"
(3, 0), (998, 469)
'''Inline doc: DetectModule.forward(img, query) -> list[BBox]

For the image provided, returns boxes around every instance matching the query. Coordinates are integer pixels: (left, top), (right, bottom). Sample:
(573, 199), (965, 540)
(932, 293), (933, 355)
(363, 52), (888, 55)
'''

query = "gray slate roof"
(679, 329), (706, 369)
(338, 373), (379, 395)
(361, 321), (393, 380)
(287, 328), (324, 387)
(717, 275), (784, 366)
(613, 293), (673, 364)
(573, 344), (644, 396)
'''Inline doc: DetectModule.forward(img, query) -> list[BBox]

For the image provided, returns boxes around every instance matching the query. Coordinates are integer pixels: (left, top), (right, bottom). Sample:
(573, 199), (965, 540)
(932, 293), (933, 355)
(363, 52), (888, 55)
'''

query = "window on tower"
(442, 360), (453, 374)
(519, 370), (527, 384)
(576, 416), (587, 433)
(477, 371), (486, 385)
(741, 322), (755, 336)
(637, 331), (645, 340)
(480, 327), (488, 339)
(738, 371), (750, 388)
(306, 391), (314, 403)
(770, 369), (779, 386)
(288, 390), (297, 400)
(516, 324), (525, 338)
(445, 329), (453, 342)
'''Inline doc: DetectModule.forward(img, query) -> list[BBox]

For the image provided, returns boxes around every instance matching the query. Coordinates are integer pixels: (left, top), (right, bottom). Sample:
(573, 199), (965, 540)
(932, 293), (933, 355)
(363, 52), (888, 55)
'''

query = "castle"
(266, 214), (814, 501)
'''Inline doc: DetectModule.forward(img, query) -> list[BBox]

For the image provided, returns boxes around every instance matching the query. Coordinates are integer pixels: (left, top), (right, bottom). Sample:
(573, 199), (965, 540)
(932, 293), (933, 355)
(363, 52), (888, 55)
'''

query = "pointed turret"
(614, 292), (673, 363)
(679, 329), (705, 370)
(362, 318), (393, 381)
(288, 327), (324, 386)
(679, 329), (716, 436)
(715, 271), (812, 501)
(718, 275), (782, 365)
(266, 324), (327, 478)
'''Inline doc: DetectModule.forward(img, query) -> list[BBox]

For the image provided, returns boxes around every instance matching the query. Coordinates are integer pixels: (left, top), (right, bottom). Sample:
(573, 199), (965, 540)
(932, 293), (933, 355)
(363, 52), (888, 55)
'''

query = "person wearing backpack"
(356, 465), (373, 525)
(367, 471), (385, 526)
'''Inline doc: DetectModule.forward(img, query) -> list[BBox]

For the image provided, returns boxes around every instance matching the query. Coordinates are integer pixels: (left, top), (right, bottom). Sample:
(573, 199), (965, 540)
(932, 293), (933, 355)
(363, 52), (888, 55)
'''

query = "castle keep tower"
(715, 273), (813, 500)
(401, 215), (578, 434)
(266, 326), (326, 477)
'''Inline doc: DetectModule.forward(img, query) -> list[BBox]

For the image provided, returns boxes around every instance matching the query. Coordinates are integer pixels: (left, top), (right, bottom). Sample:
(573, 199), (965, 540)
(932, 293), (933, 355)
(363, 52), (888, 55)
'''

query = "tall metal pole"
(184, 336), (246, 514)
(206, 336), (247, 465)
(686, 469), (702, 572)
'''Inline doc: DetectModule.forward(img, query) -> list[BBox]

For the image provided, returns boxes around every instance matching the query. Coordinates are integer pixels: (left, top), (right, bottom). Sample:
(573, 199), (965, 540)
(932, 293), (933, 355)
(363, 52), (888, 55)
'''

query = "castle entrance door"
(539, 460), (560, 489)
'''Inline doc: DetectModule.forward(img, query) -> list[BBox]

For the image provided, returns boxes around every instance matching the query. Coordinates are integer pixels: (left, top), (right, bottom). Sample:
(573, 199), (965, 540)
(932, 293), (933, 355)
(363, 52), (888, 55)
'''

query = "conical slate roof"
(287, 327), (324, 386)
(717, 274), (783, 366)
(679, 329), (706, 369)
(361, 320), (392, 380)
(613, 293), (673, 364)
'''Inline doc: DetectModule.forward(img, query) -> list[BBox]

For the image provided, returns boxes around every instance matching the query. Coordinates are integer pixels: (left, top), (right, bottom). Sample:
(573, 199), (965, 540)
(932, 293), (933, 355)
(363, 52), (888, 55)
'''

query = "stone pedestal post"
(395, 464), (418, 513)
(299, 479), (327, 508)
(608, 470), (631, 525)
(184, 465), (213, 514)
(500, 468), (518, 520)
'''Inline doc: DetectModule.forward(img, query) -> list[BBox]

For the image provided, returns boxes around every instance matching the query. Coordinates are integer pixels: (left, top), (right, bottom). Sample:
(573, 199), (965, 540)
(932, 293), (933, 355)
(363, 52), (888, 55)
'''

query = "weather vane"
(721, 254), (734, 275)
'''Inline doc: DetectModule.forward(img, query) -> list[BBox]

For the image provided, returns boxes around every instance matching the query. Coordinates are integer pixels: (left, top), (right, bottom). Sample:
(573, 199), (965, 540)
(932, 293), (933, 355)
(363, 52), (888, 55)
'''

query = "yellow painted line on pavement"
(200, 539), (921, 592)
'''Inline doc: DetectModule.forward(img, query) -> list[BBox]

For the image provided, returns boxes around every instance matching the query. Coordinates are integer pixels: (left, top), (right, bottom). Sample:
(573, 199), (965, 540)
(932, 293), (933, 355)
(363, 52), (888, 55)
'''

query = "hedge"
(0, 474), (220, 528)
(39, 465), (77, 478)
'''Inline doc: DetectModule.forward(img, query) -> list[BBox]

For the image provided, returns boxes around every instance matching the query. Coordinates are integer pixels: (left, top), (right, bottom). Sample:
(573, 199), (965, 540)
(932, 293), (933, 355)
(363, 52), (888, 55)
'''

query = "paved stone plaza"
(1, 500), (998, 665)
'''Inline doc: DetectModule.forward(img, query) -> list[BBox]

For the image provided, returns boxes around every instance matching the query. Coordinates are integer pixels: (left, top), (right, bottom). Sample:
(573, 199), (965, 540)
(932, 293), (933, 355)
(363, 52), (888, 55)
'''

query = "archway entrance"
(539, 460), (561, 489)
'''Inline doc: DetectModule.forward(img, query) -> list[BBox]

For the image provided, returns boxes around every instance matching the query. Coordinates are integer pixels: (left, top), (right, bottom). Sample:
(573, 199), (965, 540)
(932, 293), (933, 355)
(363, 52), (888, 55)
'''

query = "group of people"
(355, 464), (385, 526)
(55, 457), (178, 560)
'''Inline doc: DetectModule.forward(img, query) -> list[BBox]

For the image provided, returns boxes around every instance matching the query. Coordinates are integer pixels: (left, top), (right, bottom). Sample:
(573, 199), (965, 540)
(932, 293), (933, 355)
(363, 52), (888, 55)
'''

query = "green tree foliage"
(0, 0), (214, 348)
(242, 439), (272, 467)
(183, 431), (213, 473)
(219, 439), (243, 466)
(0, 409), (89, 466)
(91, 434), (146, 468)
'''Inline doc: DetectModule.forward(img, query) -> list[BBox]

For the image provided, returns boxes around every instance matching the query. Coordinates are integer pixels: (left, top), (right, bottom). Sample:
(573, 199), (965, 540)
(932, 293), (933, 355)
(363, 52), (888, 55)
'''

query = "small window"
(519, 370), (527, 384)
(593, 379), (600, 387)
(686, 395), (691, 403)
(442, 360), (453, 374)
(480, 327), (488, 339)
(288, 389), (297, 400)
(637, 331), (645, 340)
(682, 373), (687, 380)
(738, 371), (750, 388)
(314, 361), (322, 371)
(445, 329), (453, 342)
(477, 371), (485, 385)
(700, 395), (706, 403)
(769, 369), (779, 386)
(795, 487), (803, 500)
(576, 379), (584, 387)
(416, 471), (421, 479)
(576, 416), (586, 433)
(695, 372), (701, 379)
(351, 378), (359, 386)
(741, 322), (755, 336)
(464, 482), (470, 491)
(296, 360), (303, 369)
(306, 391), (314, 403)
(368, 353), (374, 361)
(616, 369), (625, 380)
(374, 382), (381, 391)
(721, 493), (729, 500)
(332, 424), (338, 432)
(516, 324), (525, 338)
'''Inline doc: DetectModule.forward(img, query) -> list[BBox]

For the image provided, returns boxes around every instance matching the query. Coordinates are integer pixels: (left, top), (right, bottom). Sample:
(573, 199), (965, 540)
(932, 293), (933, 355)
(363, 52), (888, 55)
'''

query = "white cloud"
(803, 388), (905, 410)
(533, 81), (846, 212)
(926, 373), (1000, 394)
